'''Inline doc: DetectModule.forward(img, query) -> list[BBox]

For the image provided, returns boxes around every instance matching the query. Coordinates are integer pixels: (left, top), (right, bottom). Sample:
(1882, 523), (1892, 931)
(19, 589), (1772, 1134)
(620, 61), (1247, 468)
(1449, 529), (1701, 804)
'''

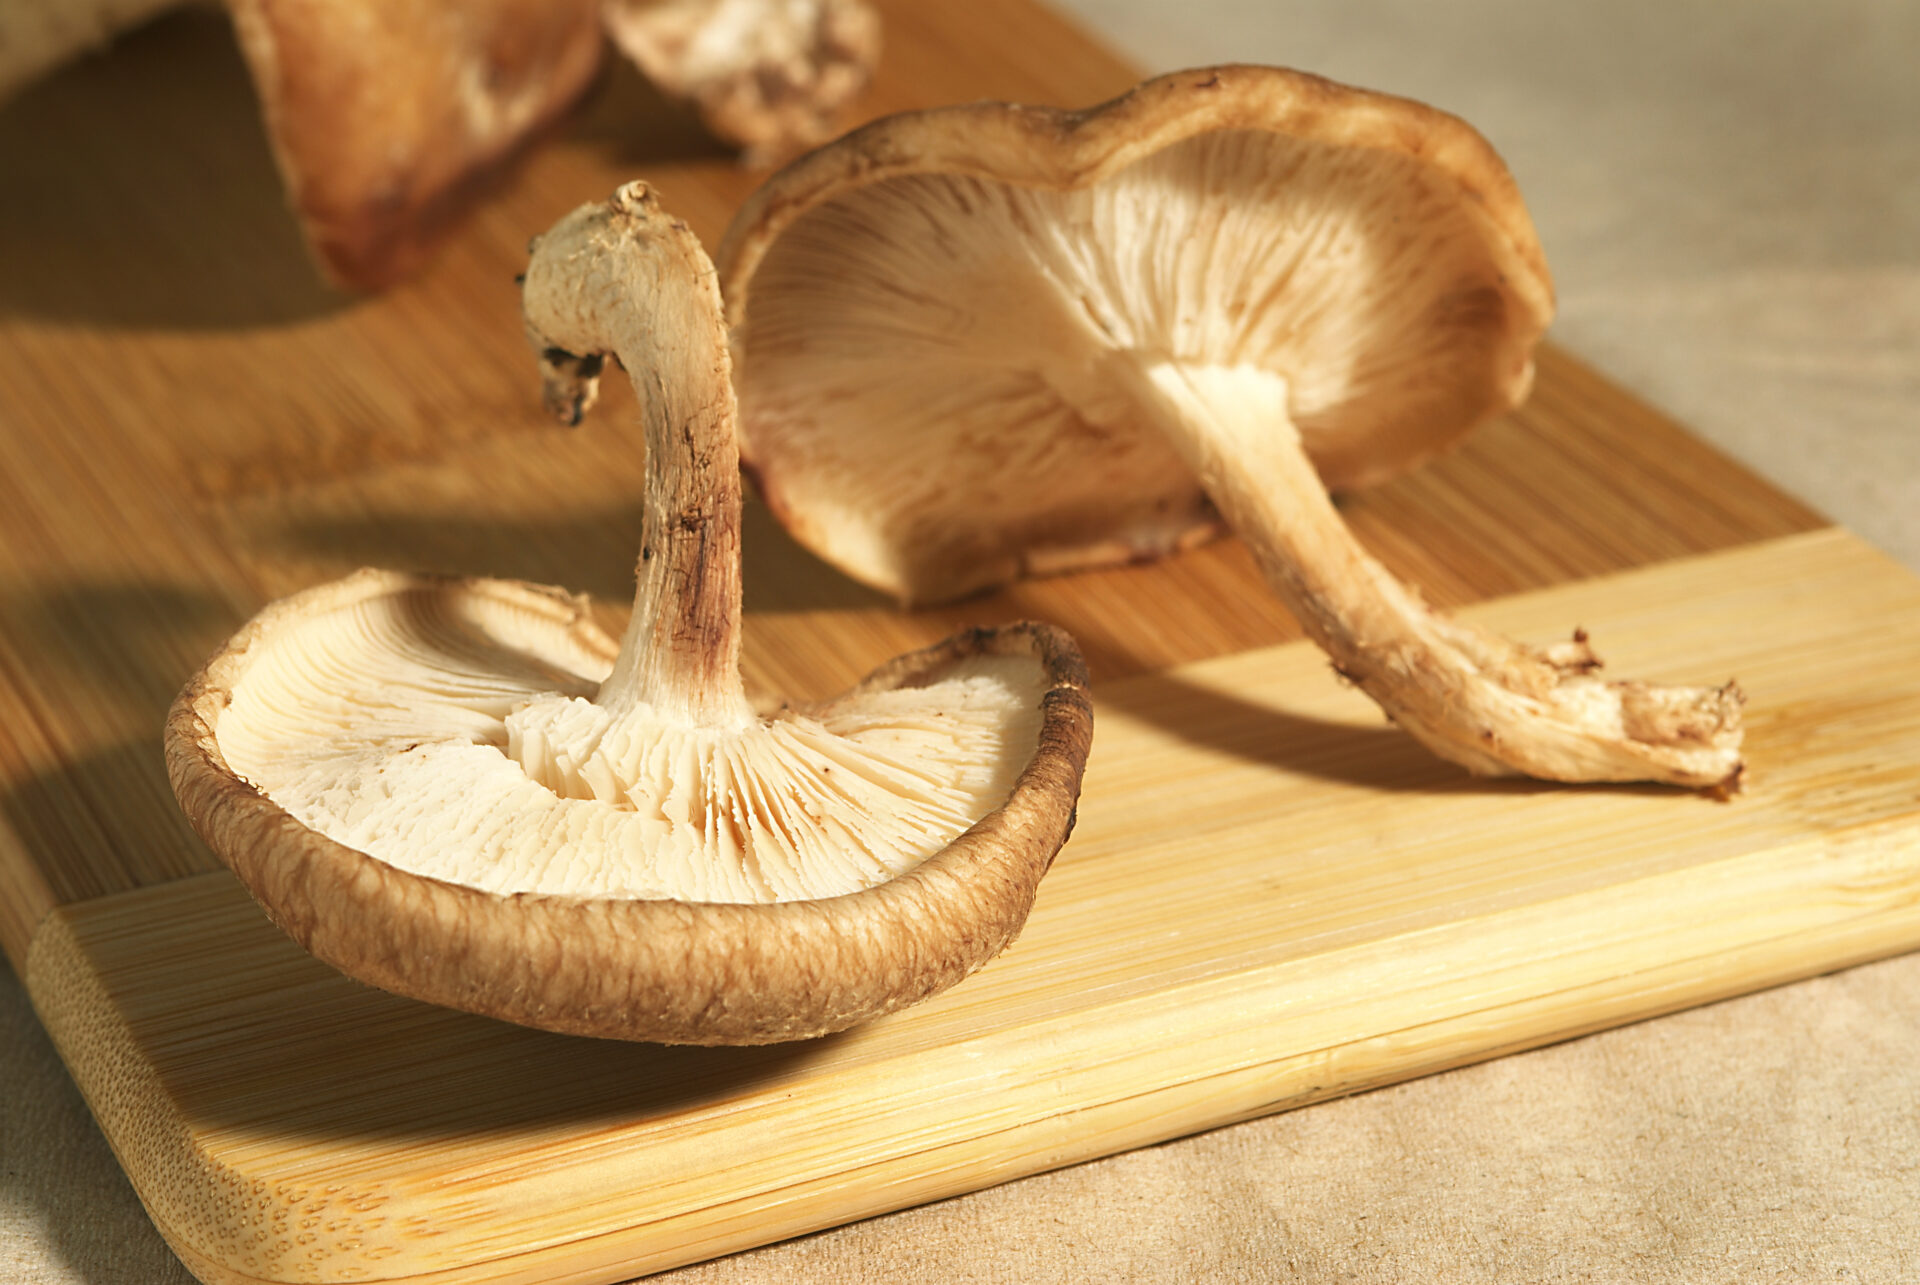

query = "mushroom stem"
(522, 182), (754, 727)
(1111, 355), (1744, 788)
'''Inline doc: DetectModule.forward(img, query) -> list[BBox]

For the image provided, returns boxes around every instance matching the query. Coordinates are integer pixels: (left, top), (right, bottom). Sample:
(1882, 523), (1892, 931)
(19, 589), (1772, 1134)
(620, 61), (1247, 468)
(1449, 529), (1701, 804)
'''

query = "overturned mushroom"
(165, 183), (1091, 1044)
(711, 65), (1742, 789)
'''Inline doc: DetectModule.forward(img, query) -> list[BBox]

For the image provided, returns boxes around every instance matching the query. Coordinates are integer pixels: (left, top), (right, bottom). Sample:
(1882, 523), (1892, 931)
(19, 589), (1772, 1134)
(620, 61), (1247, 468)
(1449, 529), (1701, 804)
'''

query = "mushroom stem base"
(1117, 357), (1744, 789)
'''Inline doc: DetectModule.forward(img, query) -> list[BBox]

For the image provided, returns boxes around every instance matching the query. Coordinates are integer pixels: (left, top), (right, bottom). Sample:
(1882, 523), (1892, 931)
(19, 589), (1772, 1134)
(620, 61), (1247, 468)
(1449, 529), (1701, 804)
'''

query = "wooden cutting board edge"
(22, 525), (1920, 1285)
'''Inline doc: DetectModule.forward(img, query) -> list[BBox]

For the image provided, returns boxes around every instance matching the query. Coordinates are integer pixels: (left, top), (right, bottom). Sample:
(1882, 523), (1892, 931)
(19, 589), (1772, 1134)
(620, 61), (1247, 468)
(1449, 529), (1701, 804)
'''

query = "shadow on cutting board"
(0, 579), (241, 911)
(0, 12), (345, 330)
(28, 848), (850, 1146)
(252, 495), (894, 614)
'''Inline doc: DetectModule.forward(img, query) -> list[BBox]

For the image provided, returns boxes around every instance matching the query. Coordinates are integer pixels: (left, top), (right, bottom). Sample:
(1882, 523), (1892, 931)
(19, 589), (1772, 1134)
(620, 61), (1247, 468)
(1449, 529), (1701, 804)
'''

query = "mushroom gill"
(213, 583), (1044, 903)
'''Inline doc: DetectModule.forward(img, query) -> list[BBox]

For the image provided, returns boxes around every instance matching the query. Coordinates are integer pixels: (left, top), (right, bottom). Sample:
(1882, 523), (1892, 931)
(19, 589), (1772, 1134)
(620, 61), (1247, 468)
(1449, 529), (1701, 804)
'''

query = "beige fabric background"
(5, 1), (1917, 1281)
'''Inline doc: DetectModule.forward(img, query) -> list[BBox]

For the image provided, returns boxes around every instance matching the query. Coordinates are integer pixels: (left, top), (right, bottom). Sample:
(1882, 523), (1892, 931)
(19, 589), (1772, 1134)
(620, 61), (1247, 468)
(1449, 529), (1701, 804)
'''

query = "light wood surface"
(5, 2), (1915, 1283)
(27, 528), (1920, 1284)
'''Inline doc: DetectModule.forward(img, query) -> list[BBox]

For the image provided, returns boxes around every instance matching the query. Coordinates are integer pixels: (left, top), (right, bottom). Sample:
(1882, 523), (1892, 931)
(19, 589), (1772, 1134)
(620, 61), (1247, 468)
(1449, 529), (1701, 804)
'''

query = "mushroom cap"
(715, 64), (1555, 603)
(228, 0), (605, 289)
(602, 0), (881, 164)
(166, 569), (1091, 1044)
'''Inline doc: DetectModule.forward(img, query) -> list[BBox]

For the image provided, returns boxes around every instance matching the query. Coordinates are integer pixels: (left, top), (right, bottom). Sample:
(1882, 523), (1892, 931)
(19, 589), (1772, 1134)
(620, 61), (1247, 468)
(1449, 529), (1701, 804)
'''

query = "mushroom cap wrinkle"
(716, 66), (1742, 789)
(166, 184), (1092, 1043)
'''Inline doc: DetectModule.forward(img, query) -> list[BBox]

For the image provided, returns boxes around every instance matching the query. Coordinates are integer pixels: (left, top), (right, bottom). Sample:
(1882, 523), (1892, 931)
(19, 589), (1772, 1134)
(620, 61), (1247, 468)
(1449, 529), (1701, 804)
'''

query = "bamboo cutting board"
(4, 4), (1918, 1283)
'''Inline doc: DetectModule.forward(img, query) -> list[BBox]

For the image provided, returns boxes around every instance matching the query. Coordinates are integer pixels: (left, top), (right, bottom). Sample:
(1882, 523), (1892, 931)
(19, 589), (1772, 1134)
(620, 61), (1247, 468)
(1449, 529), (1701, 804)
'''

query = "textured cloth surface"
(7, 1), (1920, 1281)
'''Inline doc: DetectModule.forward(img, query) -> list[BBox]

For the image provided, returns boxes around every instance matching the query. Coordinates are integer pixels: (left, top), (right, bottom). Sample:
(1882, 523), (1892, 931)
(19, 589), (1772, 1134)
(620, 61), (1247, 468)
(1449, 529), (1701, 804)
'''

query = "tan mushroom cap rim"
(166, 571), (1092, 1045)
(721, 58), (1559, 595)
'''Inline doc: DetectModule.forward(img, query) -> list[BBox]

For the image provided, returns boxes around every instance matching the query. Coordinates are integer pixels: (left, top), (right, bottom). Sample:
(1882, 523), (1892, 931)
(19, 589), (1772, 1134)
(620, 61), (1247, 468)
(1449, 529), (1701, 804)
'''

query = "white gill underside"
(737, 129), (1511, 597)
(215, 586), (1044, 903)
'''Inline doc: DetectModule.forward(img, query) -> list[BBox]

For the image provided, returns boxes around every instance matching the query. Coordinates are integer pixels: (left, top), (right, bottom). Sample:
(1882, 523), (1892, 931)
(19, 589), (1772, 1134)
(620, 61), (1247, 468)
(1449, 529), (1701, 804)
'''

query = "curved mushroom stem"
(521, 182), (755, 728)
(1112, 357), (1744, 789)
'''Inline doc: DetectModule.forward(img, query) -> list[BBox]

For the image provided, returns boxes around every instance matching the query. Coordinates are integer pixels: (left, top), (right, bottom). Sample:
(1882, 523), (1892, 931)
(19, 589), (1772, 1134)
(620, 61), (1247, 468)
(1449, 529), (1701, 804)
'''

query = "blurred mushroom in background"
(0, 0), (881, 288)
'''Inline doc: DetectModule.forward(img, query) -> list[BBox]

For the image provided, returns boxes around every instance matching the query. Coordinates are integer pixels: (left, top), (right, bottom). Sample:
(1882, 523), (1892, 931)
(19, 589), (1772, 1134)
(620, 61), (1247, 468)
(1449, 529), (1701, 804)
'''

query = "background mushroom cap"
(717, 64), (1555, 603)
(166, 569), (1091, 1044)
(603, 0), (882, 166)
(5, 0), (880, 291)
(229, 0), (606, 289)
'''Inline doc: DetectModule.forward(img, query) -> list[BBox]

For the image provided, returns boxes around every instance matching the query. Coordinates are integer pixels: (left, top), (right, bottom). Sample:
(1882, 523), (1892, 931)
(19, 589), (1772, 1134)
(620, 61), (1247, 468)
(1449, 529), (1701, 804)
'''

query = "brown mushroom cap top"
(230, 0), (606, 288)
(164, 185), (1093, 1043)
(716, 64), (1554, 603)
